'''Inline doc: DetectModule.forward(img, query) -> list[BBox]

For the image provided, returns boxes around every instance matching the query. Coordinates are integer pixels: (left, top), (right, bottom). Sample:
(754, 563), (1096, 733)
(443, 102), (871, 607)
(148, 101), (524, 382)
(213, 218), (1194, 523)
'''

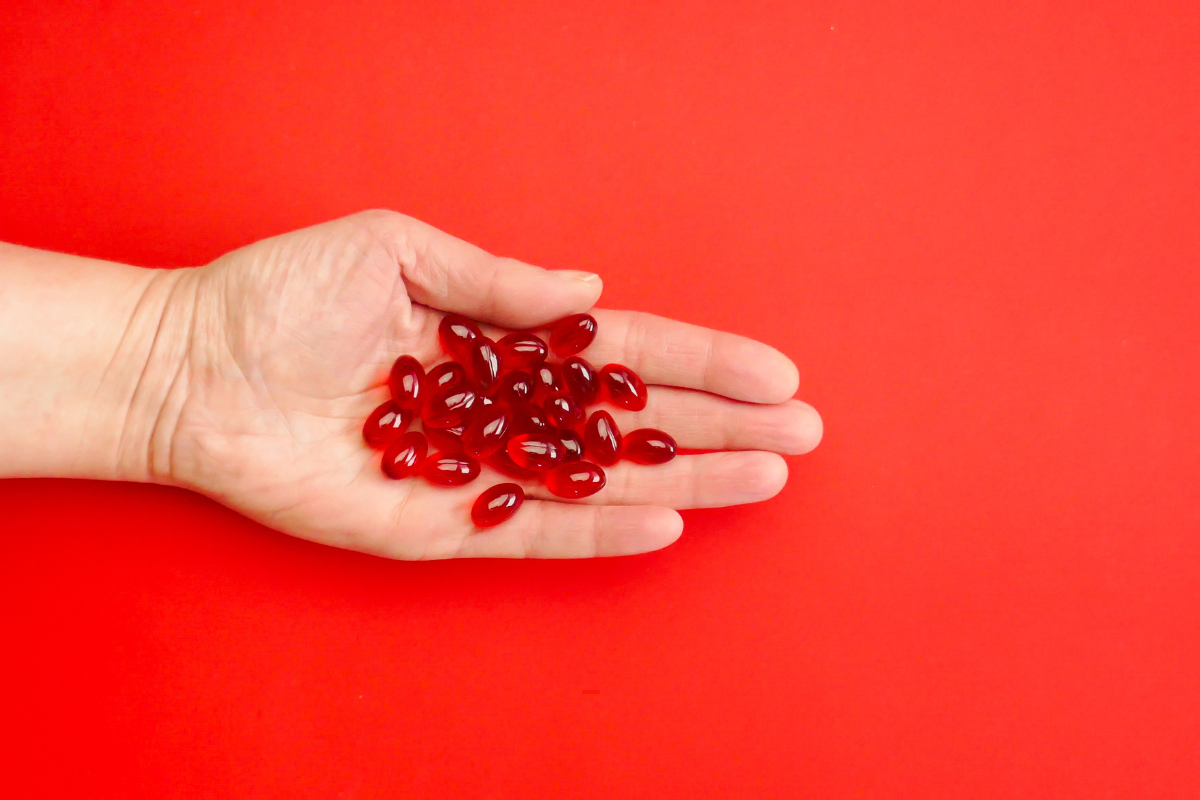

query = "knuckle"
(621, 311), (649, 371)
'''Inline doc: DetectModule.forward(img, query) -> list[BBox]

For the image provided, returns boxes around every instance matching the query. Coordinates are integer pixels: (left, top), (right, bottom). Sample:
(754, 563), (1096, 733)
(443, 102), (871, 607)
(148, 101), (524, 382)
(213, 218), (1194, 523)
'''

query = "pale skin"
(0, 211), (822, 558)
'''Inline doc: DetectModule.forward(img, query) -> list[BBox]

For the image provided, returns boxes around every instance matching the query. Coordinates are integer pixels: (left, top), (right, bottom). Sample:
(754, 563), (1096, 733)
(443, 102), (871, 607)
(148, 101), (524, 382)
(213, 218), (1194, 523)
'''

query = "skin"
(0, 210), (822, 559)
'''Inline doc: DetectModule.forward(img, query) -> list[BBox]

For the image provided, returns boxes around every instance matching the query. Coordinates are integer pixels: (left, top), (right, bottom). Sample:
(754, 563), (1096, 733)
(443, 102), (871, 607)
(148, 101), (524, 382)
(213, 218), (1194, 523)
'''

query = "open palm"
(162, 211), (821, 559)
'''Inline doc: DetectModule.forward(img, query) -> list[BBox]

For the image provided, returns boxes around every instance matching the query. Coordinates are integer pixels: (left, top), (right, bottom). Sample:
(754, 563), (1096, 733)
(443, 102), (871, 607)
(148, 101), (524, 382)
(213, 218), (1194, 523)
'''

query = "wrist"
(109, 266), (200, 484)
(0, 243), (198, 484)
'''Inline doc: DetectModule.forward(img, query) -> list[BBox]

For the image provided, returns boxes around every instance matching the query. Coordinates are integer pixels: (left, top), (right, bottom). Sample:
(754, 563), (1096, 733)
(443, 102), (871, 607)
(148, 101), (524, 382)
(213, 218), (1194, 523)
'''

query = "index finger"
(580, 310), (801, 404)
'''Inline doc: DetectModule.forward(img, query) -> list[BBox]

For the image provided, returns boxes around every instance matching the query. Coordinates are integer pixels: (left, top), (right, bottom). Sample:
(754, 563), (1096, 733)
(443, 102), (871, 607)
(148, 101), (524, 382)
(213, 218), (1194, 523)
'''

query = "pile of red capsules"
(362, 312), (677, 528)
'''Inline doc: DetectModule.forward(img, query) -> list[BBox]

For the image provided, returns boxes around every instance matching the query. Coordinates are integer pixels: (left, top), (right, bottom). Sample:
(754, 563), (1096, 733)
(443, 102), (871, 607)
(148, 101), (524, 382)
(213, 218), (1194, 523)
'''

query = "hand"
(153, 211), (822, 559)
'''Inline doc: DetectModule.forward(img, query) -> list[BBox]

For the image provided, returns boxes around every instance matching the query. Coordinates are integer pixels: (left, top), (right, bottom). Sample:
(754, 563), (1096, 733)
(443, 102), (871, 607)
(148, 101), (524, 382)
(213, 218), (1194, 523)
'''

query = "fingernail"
(554, 270), (601, 283)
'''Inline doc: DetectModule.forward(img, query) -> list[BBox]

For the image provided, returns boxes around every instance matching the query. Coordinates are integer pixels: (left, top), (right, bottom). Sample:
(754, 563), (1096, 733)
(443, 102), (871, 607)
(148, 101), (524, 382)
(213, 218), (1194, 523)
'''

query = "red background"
(2, 1), (1198, 796)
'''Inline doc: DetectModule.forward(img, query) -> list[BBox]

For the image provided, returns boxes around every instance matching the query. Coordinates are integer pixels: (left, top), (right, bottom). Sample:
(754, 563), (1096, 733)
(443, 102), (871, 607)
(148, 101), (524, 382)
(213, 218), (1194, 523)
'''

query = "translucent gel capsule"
(425, 425), (466, 454)
(382, 431), (427, 479)
(421, 386), (479, 429)
(544, 390), (584, 430)
(506, 433), (567, 472)
(510, 404), (551, 436)
(558, 429), (585, 462)
(487, 450), (541, 481)
(583, 410), (622, 466)
(363, 400), (413, 449)
(562, 356), (600, 404)
(549, 313), (597, 357)
(462, 404), (512, 458)
(600, 364), (648, 411)
(531, 362), (564, 402)
(467, 337), (502, 393)
(498, 370), (533, 405)
(388, 355), (426, 410)
(427, 361), (467, 392)
(438, 314), (482, 361)
(622, 428), (677, 464)
(496, 333), (548, 370)
(546, 461), (606, 499)
(471, 483), (525, 528)
(421, 453), (481, 486)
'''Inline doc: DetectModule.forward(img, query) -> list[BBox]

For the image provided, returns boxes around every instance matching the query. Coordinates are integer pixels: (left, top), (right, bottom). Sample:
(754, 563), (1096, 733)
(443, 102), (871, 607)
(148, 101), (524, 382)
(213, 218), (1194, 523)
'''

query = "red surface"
(2, 1), (1198, 796)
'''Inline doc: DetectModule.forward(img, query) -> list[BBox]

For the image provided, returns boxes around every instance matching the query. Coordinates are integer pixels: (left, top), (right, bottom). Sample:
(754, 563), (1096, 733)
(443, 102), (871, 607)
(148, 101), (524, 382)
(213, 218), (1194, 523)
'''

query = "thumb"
(360, 210), (602, 328)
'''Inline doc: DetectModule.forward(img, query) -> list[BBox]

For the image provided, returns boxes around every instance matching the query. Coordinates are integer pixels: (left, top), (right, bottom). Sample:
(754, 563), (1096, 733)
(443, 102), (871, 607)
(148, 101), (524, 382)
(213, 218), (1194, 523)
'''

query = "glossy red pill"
(510, 404), (551, 436)
(498, 370), (534, 405)
(600, 363), (648, 411)
(438, 314), (482, 361)
(622, 428), (677, 464)
(421, 386), (479, 429)
(558, 429), (585, 462)
(583, 410), (622, 466)
(363, 400), (413, 449)
(467, 337), (502, 392)
(388, 355), (425, 410)
(496, 333), (548, 370)
(427, 361), (467, 392)
(462, 404), (512, 458)
(421, 453), (481, 486)
(531, 362), (564, 402)
(425, 425), (465, 454)
(487, 450), (541, 481)
(561, 356), (600, 404)
(506, 433), (567, 472)
(381, 431), (427, 479)
(544, 390), (584, 429)
(471, 483), (525, 528)
(546, 461), (606, 499)
(549, 313), (597, 356)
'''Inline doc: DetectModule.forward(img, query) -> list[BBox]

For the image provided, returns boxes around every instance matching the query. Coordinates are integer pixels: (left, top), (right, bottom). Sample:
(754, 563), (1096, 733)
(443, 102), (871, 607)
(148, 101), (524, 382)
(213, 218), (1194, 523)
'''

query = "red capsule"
(363, 400), (413, 449)
(510, 404), (551, 436)
(438, 314), (482, 361)
(487, 449), (541, 481)
(421, 386), (479, 429)
(496, 333), (548, 370)
(544, 390), (584, 429)
(558, 429), (585, 462)
(382, 431), (427, 479)
(600, 363), (648, 411)
(427, 361), (467, 392)
(462, 404), (512, 458)
(471, 483), (525, 528)
(425, 425), (465, 454)
(549, 313), (598, 357)
(498, 370), (534, 405)
(388, 355), (426, 410)
(506, 433), (567, 472)
(622, 428), (677, 464)
(467, 337), (502, 393)
(421, 453), (481, 486)
(561, 356), (600, 404)
(531, 362), (564, 402)
(546, 461), (606, 499)
(583, 410), (622, 466)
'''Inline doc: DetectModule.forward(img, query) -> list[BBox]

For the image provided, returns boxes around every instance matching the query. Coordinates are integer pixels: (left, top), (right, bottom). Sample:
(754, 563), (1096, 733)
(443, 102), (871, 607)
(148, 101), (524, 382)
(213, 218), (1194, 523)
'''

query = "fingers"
(451, 502), (683, 558)
(527, 451), (790, 509)
(582, 310), (799, 403)
(360, 210), (602, 328)
(607, 389), (823, 455)
(357, 212), (800, 403)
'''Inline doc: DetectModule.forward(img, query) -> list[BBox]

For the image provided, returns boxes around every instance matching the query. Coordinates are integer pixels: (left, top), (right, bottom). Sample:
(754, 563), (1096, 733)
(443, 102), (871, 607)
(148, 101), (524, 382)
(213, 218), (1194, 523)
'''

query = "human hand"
(149, 211), (821, 559)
